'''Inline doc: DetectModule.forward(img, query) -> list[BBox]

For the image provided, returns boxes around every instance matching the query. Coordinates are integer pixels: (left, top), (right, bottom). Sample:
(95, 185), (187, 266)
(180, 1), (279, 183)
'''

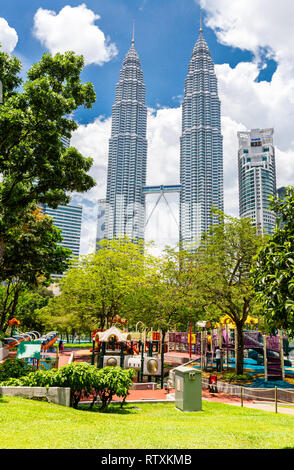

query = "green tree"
(192, 212), (264, 374)
(13, 286), (54, 334)
(40, 237), (156, 332)
(0, 206), (70, 332)
(252, 187), (294, 336)
(130, 247), (204, 342)
(0, 48), (96, 267)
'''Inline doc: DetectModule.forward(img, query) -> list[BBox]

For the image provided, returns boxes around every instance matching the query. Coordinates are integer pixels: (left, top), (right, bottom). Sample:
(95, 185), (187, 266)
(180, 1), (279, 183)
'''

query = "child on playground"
(215, 346), (222, 372)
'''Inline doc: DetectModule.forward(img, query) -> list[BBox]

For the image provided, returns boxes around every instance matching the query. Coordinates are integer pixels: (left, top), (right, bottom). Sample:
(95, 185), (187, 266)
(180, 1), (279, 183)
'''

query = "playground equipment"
(91, 326), (164, 387)
(4, 331), (41, 349)
(4, 330), (58, 352)
(167, 320), (290, 381)
(1, 330), (59, 370)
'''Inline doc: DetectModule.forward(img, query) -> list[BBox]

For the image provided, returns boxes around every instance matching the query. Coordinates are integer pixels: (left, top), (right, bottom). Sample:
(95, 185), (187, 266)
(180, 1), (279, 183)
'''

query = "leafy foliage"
(191, 211), (264, 374)
(0, 362), (135, 410)
(252, 187), (294, 336)
(0, 206), (70, 332)
(0, 49), (96, 228)
(93, 366), (135, 410)
(0, 47), (96, 333)
(0, 358), (35, 382)
(39, 237), (157, 333)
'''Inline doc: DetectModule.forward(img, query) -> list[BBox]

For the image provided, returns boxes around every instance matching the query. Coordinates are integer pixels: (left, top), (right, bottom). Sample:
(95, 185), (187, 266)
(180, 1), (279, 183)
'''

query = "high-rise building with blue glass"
(179, 24), (223, 248)
(105, 33), (147, 241)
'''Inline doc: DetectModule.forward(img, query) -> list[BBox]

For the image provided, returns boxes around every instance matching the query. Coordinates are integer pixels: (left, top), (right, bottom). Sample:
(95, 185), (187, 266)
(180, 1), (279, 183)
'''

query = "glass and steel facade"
(238, 128), (276, 235)
(179, 28), (223, 249)
(96, 199), (107, 248)
(105, 37), (147, 241)
(41, 203), (83, 258)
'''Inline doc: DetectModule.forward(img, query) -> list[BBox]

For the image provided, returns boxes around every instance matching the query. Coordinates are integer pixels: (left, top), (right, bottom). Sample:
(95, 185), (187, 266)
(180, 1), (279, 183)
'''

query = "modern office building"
(105, 32), (147, 241)
(179, 22), (224, 249)
(238, 128), (276, 235)
(41, 203), (83, 260)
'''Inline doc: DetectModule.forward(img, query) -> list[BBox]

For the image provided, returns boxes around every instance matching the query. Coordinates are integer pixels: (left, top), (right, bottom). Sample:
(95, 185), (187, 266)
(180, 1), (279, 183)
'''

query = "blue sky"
(1, 0), (293, 254)
(2, 0), (266, 122)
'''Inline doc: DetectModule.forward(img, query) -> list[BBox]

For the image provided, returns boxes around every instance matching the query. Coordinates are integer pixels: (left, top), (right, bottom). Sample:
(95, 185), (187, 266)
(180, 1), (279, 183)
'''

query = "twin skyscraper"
(97, 23), (222, 248)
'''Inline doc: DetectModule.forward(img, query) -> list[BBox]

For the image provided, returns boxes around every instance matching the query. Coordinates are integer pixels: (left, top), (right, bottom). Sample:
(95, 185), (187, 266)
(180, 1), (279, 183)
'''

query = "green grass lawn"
(0, 396), (294, 449)
(54, 342), (93, 349)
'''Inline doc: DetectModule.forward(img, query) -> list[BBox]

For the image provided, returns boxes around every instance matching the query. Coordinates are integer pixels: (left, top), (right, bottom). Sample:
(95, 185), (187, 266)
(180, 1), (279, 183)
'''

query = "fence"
(202, 377), (294, 413)
(25, 357), (59, 370)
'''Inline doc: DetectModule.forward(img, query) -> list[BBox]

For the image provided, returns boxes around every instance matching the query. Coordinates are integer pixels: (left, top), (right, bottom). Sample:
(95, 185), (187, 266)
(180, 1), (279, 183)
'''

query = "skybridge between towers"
(143, 185), (182, 229)
(142, 185), (182, 195)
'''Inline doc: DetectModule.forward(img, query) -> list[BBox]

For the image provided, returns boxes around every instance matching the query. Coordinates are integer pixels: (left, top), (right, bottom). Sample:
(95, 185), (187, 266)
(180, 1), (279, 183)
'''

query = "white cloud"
(0, 18), (18, 53)
(33, 4), (118, 66)
(201, 0), (294, 66)
(146, 107), (181, 186)
(70, 116), (111, 254)
(145, 107), (181, 251)
(199, 0), (294, 187)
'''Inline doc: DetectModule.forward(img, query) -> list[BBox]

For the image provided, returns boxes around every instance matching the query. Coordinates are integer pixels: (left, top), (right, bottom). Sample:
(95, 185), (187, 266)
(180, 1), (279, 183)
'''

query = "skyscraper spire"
(132, 20), (135, 45)
(199, 7), (203, 34)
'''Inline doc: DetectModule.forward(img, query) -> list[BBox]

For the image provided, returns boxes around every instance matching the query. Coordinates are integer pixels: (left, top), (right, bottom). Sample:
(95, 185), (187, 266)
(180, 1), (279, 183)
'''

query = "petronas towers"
(102, 23), (223, 247)
(180, 25), (223, 248)
(104, 34), (147, 241)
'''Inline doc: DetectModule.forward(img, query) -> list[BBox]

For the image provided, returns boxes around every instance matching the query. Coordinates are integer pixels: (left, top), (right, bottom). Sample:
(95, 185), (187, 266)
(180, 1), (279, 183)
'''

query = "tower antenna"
(199, 7), (203, 34)
(132, 20), (135, 45)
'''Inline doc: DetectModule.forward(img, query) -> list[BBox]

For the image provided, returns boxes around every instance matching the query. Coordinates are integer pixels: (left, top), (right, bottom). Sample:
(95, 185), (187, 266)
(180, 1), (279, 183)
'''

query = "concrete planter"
(131, 382), (157, 390)
(0, 386), (71, 407)
(0, 342), (9, 361)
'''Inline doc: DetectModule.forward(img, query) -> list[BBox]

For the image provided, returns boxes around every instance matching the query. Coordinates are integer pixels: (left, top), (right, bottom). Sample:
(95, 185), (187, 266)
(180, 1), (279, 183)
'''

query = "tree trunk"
(235, 323), (244, 375)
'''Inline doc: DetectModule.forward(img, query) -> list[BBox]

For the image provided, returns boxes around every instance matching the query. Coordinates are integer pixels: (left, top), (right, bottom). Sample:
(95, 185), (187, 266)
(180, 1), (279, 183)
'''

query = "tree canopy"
(0, 47), (97, 333)
(0, 49), (96, 261)
(40, 238), (157, 335)
(0, 206), (71, 332)
(0, 50), (95, 223)
(252, 186), (294, 336)
(191, 212), (264, 374)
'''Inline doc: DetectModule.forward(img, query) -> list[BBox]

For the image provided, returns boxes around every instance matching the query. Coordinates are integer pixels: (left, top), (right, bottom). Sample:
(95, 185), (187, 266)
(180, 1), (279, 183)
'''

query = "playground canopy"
(95, 326), (132, 343)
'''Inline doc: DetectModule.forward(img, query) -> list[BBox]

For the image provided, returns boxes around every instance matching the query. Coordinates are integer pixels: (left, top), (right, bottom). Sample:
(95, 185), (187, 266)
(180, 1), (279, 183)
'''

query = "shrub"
(0, 377), (24, 386)
(0, 358), (35, 382)
(0, 369), (60, 387)
(93, 367), (135, 410)
(57, 362), (98, 408)
(0, 362), (135, 410)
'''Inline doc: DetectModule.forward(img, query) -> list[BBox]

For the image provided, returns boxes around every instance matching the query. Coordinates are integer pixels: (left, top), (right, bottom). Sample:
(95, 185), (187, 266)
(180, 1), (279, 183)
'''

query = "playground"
(1, 316), (294, 413)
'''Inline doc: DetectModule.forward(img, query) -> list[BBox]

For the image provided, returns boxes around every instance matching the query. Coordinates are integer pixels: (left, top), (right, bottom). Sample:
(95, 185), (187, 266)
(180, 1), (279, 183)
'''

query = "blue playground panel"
(246, 378), (294, 389)
(192, 358), (294, 380)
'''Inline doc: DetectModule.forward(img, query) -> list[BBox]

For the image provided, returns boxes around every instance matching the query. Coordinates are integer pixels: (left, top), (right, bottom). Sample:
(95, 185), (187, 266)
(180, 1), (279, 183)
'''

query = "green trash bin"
(174, 365), (202, 412)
